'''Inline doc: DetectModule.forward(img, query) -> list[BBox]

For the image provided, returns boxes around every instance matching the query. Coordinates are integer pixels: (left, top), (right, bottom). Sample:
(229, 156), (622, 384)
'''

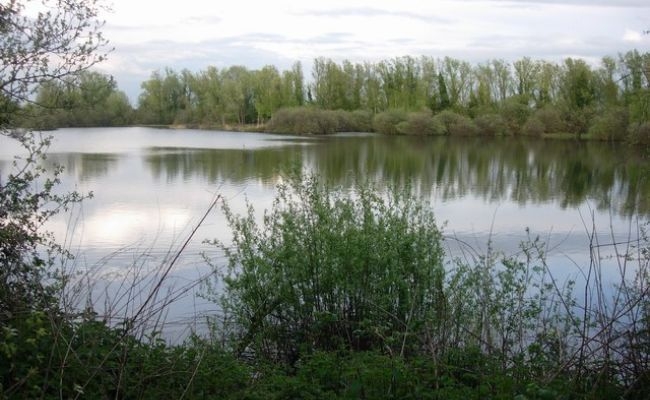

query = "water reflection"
(141, 136), (649, 216)
(45, 153), (121, 182)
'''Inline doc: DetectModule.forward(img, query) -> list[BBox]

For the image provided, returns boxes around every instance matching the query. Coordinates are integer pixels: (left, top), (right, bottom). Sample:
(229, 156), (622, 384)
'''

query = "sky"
(95, 0), (650, 103)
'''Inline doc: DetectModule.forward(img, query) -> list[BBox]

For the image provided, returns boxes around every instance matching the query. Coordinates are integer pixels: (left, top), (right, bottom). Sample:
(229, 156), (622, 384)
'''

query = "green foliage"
(433, 110), (478, 136)
(125, 51), (650, 145)
(137, 63), (307, 127)
(0, 0), (108, 106)
(27, 71), (133, 128)
(267, 107), (369, 135)
(522, 116), (545, 137)
(0, 132), (87, 320)
(522, 106), (565, 136)
(627, 121), (650, 147)
(372, 109), (408, 135)
(588, 107), (629, 141)
(1, 312), (253, 399)
(474, 113), (508, 136)
(207, 172), (445, 363)
(397, 111), (445, 135)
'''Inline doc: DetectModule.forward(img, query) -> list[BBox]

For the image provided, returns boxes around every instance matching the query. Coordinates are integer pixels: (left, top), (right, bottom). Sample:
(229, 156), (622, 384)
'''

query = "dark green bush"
(474, 113), (507, 136)
(627, 121), (650, 146)
(560, 105), (596, 136)
(499, 96), (532, 135)
(534, 106), (565, 133)
(522, 116), (545, 136)
(372, 109), (408, 134)
(433, 110), (478, 136)
(347, 109), (373, 132)
(267, 107), (372, 135)
(267, 107), (339, 134)
(0, 313), (252, 399)
(397, 111), (445, 135)
(588, 107), (629, 141)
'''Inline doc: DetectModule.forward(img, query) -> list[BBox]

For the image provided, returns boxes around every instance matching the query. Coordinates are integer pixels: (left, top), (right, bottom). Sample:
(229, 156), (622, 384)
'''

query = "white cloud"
(95, 0), (650, 100)
(623, 29), (643, 42)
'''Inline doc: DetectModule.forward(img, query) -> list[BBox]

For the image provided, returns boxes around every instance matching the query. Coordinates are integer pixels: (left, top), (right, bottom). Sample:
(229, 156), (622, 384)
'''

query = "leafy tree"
(441, 57), (473, 108)
(513, 57), (540, 104)
(31, 71), (132, 127)
(1, 0), (108, 321)
(252, 65), (282, 123)
(0, 0), (108, 107)
(138, 68), (187, 125)
(437, 72), (451, 110)
(560, 58), (596, 136)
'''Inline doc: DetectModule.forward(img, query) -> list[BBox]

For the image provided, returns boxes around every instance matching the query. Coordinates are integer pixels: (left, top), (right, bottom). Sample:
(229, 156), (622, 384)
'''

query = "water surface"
(1, 127), (647, 339)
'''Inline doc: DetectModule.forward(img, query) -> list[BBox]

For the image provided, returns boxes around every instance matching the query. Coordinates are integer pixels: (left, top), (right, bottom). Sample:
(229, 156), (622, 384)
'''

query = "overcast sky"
(96, 0), (650, 102)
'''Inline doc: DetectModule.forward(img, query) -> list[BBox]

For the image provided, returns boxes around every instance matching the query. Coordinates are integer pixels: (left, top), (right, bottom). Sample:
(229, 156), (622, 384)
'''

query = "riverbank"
(151, 106), (648, 148)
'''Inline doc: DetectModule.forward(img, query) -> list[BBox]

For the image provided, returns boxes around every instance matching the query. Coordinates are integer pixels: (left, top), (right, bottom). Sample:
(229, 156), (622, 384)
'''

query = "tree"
(138, 68), (184, 125)
(561, 58), (596, 136)
(1, 0), (108, 321)
(0, 0), (109, 109)
(31, 70), (131, 127)
(253, 65), (282, 123)
(513, 57), (540, 104)
(437, 72), (451, 110)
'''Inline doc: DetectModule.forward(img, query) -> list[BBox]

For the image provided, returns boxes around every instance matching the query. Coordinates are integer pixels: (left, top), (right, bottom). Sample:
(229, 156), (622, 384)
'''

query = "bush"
(588, 107), (629, 141)
(627, 121), (650, 146)
(522, 116), (545, 136)
(522, 107), (568, 136)
(267, 107), (339, 135)
(267, 107), (373, 135)
(560, 105), (596, 137)
(347, 110), (373, 132)
(372, 109), (407, 135)
(396, 111), (445, 135)
(474, 113), (507, 136)
(499, 96), (532, 135)
(433, 110), (478, 136)
(534, 106), (564, 133)
(206, 172), (446, 363)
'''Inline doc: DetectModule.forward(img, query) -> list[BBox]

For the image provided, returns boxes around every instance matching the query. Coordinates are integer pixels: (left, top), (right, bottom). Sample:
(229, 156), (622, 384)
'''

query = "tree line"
(27, 51), (650, 144)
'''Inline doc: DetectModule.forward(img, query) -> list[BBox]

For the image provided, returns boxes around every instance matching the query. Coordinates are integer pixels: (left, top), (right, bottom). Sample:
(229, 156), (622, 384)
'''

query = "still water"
(1, 127), (648, 339)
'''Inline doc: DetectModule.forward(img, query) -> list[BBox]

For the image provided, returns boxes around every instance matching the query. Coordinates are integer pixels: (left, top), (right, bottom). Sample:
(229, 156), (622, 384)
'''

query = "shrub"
(474, 113), (507, 136)
(267, 107), (373, 135)
(627, 121), (650, 146)
(499, 96), (531, 135)
(267, 107), (339, 135)
(522, 116), (545, 136)
(396, 111), (445, 136)
(561, 105), (596, 137)
(433, 110), (478, 136)
(534, 106), (564, 133)
(372, 109), (407, 134)
(327, 109), (372, 132)
(347, 110), (373, 132)
(588, 107), (629, 141)
(206, 172), (446, 363)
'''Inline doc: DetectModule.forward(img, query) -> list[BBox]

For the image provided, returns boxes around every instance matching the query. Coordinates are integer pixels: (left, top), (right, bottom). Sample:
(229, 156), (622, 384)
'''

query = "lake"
(1, 127), (648, 340)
